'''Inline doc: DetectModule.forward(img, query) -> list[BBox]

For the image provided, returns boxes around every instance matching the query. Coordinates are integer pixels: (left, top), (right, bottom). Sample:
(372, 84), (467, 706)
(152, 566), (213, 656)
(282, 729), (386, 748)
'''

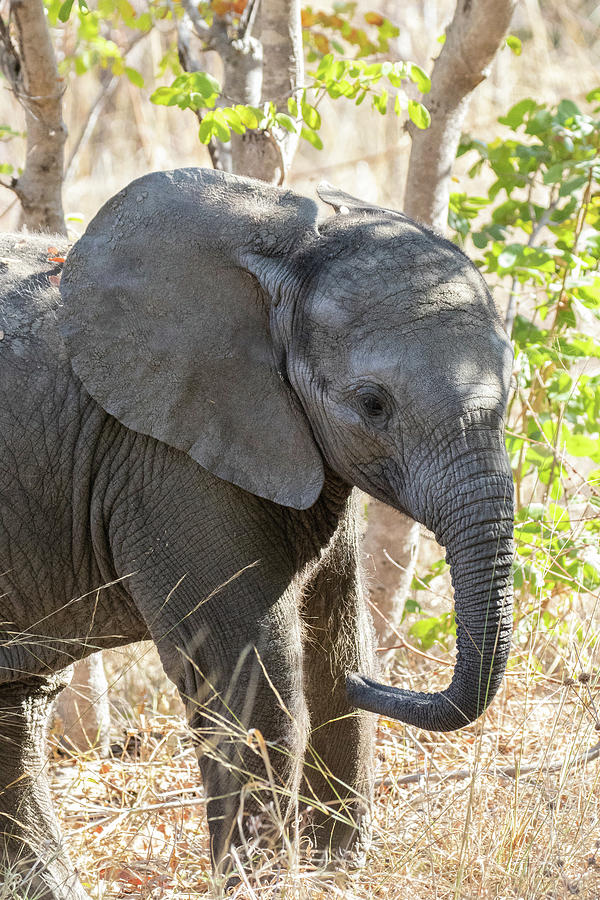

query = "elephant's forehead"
(308, 232), (492, 323)
(307, 270), (493, 330)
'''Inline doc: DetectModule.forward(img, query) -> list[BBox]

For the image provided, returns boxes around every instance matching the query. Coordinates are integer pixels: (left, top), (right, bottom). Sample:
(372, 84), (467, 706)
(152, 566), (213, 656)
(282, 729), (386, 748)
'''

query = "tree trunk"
(180, 0), (303, 185)
(220, 0), (303, 182)
(365, 0), (516, 656)
(53, 653), (111, 756)
(6, 0), (67, 233)
(404, 0), (517, 230)
(362, 500), (420, 657)
(257, 0), (303, 176)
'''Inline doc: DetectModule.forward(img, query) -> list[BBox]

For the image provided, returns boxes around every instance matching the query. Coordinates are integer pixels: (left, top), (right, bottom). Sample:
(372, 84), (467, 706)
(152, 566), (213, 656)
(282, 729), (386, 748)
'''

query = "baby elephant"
(0, 169), (513, 897)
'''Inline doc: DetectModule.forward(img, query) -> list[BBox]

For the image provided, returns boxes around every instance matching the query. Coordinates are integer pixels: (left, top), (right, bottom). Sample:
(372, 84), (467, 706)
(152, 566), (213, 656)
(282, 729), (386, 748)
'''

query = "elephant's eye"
(356, 387), (389, 423)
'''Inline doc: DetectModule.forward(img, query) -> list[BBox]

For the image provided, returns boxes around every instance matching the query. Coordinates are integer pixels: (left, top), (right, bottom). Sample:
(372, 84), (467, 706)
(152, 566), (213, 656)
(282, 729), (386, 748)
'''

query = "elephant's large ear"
(58, 168), (324, 509)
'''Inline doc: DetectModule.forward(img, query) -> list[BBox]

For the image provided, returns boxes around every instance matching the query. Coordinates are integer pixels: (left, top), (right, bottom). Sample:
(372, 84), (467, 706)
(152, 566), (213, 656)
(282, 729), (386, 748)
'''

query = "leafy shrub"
(412, 92), (600, 659)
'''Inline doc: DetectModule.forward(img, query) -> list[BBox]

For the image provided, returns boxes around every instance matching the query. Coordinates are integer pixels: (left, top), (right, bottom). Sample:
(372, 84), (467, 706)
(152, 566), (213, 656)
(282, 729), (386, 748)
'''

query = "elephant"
(0, 167), (514, 898)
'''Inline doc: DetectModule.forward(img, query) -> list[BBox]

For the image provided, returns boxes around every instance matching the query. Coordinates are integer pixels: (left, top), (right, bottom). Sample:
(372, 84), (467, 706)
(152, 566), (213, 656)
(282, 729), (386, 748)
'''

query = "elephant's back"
(0, 233), (82, 466)
(0, 232), (69, 373)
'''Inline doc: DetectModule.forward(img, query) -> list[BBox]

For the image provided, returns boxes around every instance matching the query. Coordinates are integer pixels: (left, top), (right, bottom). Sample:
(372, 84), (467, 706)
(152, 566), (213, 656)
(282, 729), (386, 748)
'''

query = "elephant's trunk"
(347, 464), (514, 732)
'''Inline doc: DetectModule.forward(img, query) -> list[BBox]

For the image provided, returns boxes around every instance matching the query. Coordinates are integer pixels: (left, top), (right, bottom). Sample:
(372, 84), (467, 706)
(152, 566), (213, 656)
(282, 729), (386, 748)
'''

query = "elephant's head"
(59, 168), (514, 733)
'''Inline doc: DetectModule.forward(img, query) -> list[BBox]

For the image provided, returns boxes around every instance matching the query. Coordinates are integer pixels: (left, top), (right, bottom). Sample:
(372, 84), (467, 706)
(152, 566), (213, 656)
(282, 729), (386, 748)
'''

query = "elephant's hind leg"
(0, 672), (89, 900)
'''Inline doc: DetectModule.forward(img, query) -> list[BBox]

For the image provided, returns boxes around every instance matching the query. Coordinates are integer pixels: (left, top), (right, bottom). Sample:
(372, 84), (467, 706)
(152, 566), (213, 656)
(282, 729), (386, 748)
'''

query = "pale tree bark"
(0, 0), (111, 754)
(405, 0), (518, 230)
(53, 653), (111, 756)
(366, 0), (516, 657)
(0, 0), (66, 233)
(362, 503), (420, 661)
(256, 0), (303, 176)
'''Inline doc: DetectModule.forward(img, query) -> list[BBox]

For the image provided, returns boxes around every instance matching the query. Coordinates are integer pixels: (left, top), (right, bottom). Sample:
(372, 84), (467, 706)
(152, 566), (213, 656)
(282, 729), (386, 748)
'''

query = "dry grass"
(38, 613), (600, 900)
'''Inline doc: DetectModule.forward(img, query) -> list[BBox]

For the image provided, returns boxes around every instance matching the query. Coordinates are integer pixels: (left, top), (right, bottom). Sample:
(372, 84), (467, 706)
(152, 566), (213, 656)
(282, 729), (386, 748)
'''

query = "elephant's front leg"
(300, 503), (377, 865)
(158, 587), (309, 878)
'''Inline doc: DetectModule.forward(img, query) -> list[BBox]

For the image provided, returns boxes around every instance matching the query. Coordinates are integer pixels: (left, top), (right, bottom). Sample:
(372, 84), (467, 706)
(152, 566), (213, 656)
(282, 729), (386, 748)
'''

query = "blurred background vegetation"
(0, 0), (596, 220)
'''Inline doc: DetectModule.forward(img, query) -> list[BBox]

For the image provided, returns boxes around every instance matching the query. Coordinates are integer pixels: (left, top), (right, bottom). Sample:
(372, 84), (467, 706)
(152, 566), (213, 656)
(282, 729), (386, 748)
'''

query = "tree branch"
(404, 0), (517, 231)
(382, 740), (600, 788)
(365, 0), (516, 661)
(0, 12), (21, 90)
(257, 0), (303, 177)
(7, 0), (67, 233)
(64, 29), (151, 181)
(178, 0), (303, 185)
(175, 11), (231, 172)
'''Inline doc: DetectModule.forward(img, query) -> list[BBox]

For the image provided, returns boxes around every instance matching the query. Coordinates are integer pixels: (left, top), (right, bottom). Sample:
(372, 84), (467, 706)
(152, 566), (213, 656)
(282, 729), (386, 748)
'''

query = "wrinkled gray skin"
(0, 169), (514, 898)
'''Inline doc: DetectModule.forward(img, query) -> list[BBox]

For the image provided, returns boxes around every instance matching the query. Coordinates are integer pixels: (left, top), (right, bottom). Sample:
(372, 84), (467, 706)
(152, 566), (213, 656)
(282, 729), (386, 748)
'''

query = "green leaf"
(198, 118), (214, 144)
(316, 53), (335, 80)
(373, 89), (388, 114)
(576, 278), (600, 309)
(0, 124), (22, 140)
(189, 71), (221, 99)
(301, 101), (321, 130)
(497, 246), (519, 269)
(287, 97), (299, 118)
(506, 34), (522, 55)
(557, 99), (582, 122)
(125, 67), (144, 88)
(409, 612), (455, 650)
(586, 87), (600, 104)
(301, 127), (324, 150)
(498, 98), (538, 130)
(58, 0), (75, 21)
(222, 107), (245, 134)
(558, 174), (588, 198)
(235, 105), (261, 129)
(543, 162), (566, 185)
(211, 110), (231, 142)
(0, 163), (13, 175)
(150, 87), (184, 107)
(562, 428), (600, 462)
(333, 59), (349, 80)
(149, 87), (174, 105)
(274, 112), (296, 133)
(409, 63), (431, 93)
(402, 596), (423, 623)
(408, 100), (431, 129)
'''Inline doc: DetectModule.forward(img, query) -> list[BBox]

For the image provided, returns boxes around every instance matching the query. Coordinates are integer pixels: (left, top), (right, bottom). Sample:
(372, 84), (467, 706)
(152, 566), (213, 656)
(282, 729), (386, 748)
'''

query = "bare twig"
(0, 12), (21, 89)
(387, 740), (600, 787)
(64, 29), (149, 181)
(505, 199), (558, 333)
